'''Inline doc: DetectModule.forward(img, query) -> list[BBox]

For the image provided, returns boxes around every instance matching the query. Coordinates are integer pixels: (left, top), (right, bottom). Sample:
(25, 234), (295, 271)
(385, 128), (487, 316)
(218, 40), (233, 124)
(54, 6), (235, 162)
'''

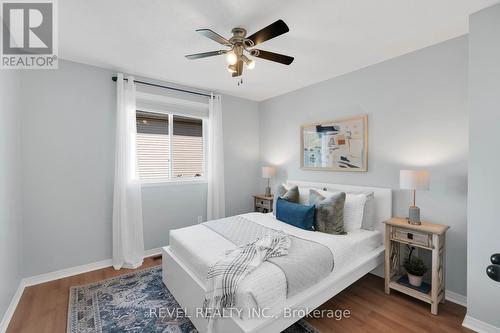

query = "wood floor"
(306, 274), (472, 333)
(7, 257), (472, 333)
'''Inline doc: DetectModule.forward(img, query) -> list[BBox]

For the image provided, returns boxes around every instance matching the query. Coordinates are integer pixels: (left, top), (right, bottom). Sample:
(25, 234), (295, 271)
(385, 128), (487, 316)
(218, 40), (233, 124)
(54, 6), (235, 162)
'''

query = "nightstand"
(384, 217), (449, 315)
(253, 195), (274, 213)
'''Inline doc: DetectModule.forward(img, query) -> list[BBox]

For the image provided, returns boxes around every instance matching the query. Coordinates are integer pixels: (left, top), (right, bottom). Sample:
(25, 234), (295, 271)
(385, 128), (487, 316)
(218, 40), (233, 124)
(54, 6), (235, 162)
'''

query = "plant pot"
(408, 273), (423, 287)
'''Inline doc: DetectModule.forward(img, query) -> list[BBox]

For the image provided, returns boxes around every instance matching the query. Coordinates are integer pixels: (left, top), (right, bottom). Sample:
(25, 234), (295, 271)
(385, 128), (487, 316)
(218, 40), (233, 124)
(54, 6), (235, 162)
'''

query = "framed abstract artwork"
(300, 115), (368, 171)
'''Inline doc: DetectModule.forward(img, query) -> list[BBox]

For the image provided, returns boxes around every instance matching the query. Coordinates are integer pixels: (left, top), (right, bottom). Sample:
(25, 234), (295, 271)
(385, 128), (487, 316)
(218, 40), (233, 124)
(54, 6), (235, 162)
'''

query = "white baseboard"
(23, 248), (162, 287)
(23, 258), (113, 287)
(463, 315), (500, 333)
(0, 248), (163, 333)
(445, 290), (467, 307)
(145, 247), (162, 257)
(0, 280), (26, 333)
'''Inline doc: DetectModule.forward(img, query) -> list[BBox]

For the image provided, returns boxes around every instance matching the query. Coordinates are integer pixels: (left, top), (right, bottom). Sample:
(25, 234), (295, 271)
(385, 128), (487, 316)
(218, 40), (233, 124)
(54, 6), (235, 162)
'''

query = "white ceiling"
(60, 0), (498, 101)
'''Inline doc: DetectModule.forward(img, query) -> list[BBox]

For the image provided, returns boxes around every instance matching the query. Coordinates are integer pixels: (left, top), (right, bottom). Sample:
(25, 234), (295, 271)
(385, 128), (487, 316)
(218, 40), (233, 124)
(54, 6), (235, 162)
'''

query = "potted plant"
(403, 246), (428, 287)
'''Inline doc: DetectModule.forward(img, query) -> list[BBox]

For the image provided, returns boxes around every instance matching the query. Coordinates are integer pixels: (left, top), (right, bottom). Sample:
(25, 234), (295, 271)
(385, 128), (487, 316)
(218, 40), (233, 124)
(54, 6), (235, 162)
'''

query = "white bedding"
(169, 212), (382, 319)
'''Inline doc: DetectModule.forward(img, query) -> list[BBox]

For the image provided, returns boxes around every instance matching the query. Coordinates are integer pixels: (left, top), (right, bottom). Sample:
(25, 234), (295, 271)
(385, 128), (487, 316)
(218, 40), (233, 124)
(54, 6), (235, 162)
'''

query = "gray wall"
(259, 36), (468, 296)
(467, 3), (500, 328)
(222, 94), (261, 216)
(20, 61), (116, 276)
(0, 72), (23, 318)
(19, 60), (260, 276)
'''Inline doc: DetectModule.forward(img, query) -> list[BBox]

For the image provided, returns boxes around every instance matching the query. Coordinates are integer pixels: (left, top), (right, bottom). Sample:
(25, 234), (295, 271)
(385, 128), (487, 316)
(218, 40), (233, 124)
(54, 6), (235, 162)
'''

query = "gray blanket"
(204, 216), (334, 297)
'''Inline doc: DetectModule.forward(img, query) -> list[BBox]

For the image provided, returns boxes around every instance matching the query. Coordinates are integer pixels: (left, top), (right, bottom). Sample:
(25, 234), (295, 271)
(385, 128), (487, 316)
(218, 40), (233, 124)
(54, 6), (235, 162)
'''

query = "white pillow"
(343, 193), (368, 232)
(315, 189), (368, 232)
(361, 193), (376, 231)
(297, 186), (314, 205)
(327, 189), (376, 231)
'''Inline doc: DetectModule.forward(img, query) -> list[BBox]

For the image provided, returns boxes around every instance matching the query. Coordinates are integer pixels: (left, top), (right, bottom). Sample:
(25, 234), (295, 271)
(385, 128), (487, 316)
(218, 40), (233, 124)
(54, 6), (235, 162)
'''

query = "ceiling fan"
(185, 19), (294, 80)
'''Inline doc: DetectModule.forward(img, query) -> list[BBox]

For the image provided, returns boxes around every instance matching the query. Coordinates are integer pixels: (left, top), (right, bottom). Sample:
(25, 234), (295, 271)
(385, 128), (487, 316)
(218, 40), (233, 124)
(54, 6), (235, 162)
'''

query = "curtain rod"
(111, 76), (212, 98)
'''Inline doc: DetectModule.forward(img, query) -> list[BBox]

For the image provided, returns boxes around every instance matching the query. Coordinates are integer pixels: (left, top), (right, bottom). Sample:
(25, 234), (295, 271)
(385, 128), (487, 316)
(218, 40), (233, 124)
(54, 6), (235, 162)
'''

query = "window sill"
(140, 178), (208, 187)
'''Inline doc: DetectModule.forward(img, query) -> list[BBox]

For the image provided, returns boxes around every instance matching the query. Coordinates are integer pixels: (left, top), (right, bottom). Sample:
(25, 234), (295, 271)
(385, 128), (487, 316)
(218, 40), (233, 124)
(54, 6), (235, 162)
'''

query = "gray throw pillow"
(274, 185), (300, 215)
(309, 189), (346, 235)
(276, 185), (299, 203)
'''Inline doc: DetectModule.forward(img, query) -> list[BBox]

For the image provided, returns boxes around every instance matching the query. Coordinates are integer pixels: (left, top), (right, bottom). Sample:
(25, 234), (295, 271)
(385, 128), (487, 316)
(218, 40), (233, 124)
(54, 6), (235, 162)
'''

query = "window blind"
(136, 112), (170, 180)
(172, 115), (203, 178)
(135, 112), (204, 181)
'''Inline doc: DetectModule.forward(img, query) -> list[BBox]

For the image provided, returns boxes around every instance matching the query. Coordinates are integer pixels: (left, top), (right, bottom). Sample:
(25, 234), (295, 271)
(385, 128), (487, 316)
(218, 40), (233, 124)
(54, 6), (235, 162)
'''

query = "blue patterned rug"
(68, 266), (319, 333)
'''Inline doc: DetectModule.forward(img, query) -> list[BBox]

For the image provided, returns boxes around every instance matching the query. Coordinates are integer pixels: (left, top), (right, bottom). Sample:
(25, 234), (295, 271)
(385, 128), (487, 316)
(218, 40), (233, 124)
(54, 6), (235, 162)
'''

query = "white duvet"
(169, 212), (382, 319)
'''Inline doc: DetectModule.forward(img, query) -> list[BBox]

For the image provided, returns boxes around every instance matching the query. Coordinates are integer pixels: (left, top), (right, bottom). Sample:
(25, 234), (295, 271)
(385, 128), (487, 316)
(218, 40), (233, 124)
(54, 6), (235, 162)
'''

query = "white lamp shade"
(261, 166), (276, 179)
(400, 170), (430, 190)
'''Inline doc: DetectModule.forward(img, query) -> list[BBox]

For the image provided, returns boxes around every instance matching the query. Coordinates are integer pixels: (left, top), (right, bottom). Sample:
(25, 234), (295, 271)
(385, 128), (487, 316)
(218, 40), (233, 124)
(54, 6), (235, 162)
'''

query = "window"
(172, 115), (204, 178)
(136, 111), (205, 182)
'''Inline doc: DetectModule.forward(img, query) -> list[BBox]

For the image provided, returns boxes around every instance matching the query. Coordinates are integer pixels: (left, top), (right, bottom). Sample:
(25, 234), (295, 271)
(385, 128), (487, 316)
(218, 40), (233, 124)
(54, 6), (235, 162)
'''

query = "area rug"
(68, 266), (320, 333)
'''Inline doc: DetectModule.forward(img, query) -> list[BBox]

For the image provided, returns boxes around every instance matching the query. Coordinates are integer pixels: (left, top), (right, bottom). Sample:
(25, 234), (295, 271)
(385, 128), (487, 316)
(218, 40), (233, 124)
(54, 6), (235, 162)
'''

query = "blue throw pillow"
(276, 197), (315, 231)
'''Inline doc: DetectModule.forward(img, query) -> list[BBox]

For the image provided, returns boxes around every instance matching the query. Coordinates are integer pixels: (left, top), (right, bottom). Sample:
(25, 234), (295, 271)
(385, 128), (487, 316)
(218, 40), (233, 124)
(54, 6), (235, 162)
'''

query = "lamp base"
(408, 206), (421, 225)
(265, 187), (271, 197)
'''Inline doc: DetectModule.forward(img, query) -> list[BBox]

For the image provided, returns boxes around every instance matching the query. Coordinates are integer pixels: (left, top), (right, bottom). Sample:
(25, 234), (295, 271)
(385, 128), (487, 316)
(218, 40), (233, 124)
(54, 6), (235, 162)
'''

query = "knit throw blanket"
(203, 231), (291, 322)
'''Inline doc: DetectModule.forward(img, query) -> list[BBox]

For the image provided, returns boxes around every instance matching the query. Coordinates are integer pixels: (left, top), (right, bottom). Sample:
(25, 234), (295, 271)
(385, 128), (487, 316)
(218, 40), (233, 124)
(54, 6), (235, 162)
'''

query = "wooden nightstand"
(253, 195), (274, 213)
(384, 217), (449, 315)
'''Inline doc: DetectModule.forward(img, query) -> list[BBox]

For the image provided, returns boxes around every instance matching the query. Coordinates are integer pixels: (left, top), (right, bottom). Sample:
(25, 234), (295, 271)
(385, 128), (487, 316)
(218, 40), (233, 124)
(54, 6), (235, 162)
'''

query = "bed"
(162, 180), (392, 333)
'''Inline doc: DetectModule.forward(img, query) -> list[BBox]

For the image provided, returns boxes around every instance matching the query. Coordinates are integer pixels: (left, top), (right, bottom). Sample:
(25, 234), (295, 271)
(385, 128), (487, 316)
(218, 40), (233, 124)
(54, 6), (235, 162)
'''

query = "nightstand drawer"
(392, 227), (431, 248)
(253, 195), (274, 213)
(255, 200), (271, 209)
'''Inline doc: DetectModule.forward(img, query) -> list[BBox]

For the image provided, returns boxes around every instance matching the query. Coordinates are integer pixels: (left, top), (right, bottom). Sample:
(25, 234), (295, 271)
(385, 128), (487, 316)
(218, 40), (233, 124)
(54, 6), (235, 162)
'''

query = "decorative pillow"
(328, 189), (376, 231)
(342, 193), (367, 232)
(296, 187), (314, 205)
(276, 197), (315, 231)
(309, 189), (346, 235)
(276, 184), (299, 203)
(274, 184), (300, 215)
(314, 189), (367, 232)
(360, 193), (376, 231)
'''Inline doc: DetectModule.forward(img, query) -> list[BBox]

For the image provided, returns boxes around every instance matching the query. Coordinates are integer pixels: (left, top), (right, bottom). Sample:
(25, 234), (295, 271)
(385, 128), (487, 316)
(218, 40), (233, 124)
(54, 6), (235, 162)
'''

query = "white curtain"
(207, 94), (226, 220)
(112, 74), (145, 270)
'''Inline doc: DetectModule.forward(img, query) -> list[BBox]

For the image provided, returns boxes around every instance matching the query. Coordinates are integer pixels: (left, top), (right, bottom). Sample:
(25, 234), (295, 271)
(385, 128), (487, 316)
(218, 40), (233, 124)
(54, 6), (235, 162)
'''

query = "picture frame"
(300, 115), (368, 172)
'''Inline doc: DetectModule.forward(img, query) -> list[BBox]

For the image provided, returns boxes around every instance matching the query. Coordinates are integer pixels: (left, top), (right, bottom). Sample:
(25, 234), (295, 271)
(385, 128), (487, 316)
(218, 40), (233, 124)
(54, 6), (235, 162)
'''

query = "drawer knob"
(487, 265), (499, 282)
(488, 253), (500, 283)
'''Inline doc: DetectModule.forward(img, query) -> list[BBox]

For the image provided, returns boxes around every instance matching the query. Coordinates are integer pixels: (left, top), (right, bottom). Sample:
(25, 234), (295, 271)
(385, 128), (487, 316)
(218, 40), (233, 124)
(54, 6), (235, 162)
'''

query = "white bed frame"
(162, 181), (392, 333)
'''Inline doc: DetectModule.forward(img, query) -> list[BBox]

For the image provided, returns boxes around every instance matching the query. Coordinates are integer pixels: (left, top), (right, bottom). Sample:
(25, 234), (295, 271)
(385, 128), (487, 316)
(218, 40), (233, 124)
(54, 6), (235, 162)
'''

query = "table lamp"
(400, 170), (430, 225)
(262, 166), (276, 196)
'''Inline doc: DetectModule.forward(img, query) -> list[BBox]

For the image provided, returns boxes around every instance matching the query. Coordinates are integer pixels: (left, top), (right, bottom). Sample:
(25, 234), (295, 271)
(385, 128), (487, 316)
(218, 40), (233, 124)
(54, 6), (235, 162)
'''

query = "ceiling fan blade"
(185, 50), (227, 60)
(247, 19), (289, 46)
(196, 29), (231, 46)
(252, 49), (294, 65)
(232, 59), (244, 77)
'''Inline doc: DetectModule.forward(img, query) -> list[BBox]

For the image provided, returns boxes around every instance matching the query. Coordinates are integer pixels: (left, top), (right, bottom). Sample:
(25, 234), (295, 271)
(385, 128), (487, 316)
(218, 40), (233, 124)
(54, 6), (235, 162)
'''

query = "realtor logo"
(1, 0), (58, 69)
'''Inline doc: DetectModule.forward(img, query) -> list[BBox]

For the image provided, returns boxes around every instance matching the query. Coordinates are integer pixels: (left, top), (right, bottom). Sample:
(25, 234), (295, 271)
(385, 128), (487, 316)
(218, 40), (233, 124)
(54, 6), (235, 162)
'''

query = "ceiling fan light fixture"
(227, 64), (237, 73)
(242, 56), (255, 70)
(225, 51), (237, 65)
(186, 20), (293, 80)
